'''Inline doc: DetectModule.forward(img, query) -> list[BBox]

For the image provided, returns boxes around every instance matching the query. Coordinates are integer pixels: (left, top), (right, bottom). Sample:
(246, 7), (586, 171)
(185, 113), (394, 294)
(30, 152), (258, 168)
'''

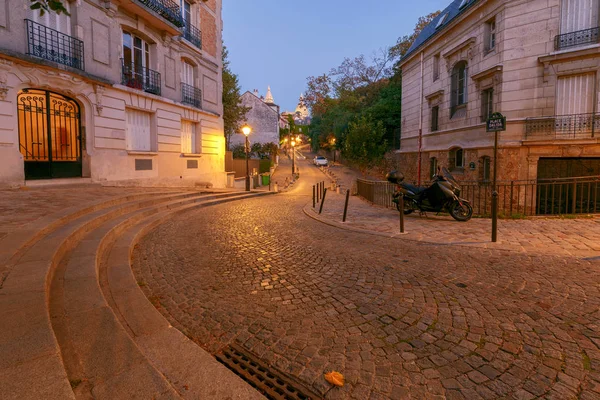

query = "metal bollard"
(399, 194), (405, 233)
(319, 188), (328, 214)
(491, 190), (498, 242)
(342, 189), (350, 222)
(313, 185), (316, 208)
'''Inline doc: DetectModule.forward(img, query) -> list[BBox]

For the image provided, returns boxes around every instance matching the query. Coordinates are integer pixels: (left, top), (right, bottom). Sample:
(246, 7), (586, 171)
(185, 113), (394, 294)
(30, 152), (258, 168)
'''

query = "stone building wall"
(230, 92), (279, 147)
(0, 0), (225, 187)
(399, 0), (600, 185)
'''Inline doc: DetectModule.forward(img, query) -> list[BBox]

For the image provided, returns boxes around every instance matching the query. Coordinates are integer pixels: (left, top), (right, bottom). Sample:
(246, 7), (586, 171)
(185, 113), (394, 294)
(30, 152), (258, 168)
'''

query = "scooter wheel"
(450, 201), (473, 222)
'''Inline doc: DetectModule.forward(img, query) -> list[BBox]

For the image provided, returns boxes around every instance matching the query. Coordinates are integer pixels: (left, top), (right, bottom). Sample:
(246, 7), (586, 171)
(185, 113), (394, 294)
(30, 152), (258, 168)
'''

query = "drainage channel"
(215, 344), (323, 400)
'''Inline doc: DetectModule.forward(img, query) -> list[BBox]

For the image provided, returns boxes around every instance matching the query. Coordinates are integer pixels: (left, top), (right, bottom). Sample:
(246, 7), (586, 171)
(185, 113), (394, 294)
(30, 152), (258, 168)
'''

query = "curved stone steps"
(0, 191), (177, 288)
(48, 191), (257, 399)
(100, 193), (270, 399)
(0, 190), (224, 399)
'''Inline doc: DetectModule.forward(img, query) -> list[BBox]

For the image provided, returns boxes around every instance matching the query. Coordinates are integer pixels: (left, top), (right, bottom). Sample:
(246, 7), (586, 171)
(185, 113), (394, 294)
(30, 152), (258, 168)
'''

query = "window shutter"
(556, 73), (595, 115)
(126, 110), (151, 151)
(561, 0), (599, 33)
(181, 120), (195, 153)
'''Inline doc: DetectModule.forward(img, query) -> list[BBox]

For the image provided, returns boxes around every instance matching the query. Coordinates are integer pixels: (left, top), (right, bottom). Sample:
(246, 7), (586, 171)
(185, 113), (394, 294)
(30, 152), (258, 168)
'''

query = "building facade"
(0, 0), (225, 187)
(399, 0), (600, 185)
(231, 88), (280, 147)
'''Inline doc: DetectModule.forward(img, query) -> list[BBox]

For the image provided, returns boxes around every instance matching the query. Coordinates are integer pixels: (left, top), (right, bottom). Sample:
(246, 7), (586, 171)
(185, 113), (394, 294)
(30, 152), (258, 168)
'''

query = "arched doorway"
(18, 89), (82, 179)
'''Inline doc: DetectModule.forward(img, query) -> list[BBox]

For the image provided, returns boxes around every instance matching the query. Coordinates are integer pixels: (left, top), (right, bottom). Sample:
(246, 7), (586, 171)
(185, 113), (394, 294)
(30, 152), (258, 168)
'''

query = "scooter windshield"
(441, 167), (460, 189)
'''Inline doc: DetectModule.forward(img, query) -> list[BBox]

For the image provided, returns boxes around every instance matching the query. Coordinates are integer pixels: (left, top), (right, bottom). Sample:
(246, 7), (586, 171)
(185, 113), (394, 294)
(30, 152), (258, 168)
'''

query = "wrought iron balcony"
(555, 27), (600, 50)
(137, 0), (184, 28)
(181, 83), (202, 108)
(121, 60), (161, 96)
(182, 23), (202, 49)
(25, 19), (84, 71)
(525, 113), (600, 139)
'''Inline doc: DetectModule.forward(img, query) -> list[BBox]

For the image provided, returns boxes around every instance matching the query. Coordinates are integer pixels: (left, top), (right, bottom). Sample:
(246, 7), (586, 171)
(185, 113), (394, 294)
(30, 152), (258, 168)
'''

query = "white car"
(314, 156), (328, 167)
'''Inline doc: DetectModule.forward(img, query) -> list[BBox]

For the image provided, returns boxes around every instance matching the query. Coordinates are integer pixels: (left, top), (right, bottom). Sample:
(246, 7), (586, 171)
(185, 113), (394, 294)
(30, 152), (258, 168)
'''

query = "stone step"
(0, 191), (184, 287)
(99, 192), (271, 399)
(0, 191), (227, 399)
(48, 192), (256, 399)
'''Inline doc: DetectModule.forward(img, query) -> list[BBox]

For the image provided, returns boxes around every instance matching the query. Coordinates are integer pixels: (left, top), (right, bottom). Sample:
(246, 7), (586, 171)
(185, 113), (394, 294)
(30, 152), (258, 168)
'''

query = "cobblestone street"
(132, 162), (600, 399)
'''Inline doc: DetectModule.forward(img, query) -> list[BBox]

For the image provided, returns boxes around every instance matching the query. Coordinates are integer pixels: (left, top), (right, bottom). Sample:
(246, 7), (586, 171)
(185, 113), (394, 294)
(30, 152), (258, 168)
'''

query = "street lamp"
(242, 124), (251, 191)
(291, 139), (296, 176)
(331, 137), (337, 164)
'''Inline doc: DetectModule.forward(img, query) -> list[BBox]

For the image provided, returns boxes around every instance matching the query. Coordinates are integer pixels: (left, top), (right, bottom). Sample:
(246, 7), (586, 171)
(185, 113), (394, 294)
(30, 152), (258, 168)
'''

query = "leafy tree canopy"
(222, 46), (250, 150)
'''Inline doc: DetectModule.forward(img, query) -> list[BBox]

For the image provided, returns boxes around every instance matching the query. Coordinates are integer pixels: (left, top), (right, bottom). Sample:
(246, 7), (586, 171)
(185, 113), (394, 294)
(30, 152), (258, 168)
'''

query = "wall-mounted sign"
(486, 112), (506, 132)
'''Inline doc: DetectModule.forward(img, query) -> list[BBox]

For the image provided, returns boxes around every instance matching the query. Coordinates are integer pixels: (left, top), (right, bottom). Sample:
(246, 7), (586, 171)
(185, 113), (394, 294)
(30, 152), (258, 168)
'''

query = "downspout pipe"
(417, 51), (424, 185)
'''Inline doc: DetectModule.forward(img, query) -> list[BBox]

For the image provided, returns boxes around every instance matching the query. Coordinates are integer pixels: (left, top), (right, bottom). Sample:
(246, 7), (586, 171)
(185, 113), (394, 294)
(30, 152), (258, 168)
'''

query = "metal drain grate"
(215, 344), (323, 400)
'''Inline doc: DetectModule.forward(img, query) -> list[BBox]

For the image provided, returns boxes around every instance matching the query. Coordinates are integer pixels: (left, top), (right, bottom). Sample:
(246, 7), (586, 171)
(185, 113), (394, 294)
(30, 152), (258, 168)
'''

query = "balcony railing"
(555, 27), (600, 50)
(183, 23), (202, 49)
(525, 113), (600, 139)
(25, 19), (84, 71)
(181, 83), (202, 108)
(121, 60), (161, 96)
(137, 0), (184, 28)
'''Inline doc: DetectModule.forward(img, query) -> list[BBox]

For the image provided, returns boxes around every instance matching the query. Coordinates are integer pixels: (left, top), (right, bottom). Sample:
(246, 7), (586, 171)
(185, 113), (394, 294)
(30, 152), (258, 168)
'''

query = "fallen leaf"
(324, 371), (344, 387)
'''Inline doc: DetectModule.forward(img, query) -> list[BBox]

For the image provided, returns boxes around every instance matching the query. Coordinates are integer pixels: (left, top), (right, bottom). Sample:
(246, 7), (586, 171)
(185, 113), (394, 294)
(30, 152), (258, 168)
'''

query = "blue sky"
(223, 0), (450, 112)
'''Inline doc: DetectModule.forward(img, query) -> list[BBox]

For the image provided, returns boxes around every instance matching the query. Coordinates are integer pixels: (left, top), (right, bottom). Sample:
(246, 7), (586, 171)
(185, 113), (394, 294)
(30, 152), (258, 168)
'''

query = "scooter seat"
(403, 183), (425, 195)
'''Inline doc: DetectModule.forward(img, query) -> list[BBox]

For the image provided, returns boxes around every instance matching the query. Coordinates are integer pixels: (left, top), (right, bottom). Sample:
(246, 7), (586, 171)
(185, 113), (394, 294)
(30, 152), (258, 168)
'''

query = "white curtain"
(556, 73), (595, 115)
(126, 109), (152, 151)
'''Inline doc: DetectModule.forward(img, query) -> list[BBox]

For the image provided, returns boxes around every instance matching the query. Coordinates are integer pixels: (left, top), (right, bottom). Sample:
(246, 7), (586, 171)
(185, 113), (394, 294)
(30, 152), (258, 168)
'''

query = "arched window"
(449, 147), (464, 170)
(451, 61), (468, 116)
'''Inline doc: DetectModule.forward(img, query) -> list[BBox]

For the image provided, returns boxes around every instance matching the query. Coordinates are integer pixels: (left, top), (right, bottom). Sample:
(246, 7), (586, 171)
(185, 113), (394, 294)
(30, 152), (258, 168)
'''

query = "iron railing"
(121, 60), (161, 96)
(525, 113), (599, 139)
(555, 27), (600, 50)
(181, 83), (202, 108)
(357, 175), (600, 217)
(25, 19), (84, 71)
(183, 23), (202, 49)
(137, 0), (184, 27)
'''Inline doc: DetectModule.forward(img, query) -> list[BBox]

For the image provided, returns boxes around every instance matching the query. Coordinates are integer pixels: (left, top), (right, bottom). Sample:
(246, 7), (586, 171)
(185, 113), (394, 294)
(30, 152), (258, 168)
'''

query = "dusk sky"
(222, 0), (451, 112)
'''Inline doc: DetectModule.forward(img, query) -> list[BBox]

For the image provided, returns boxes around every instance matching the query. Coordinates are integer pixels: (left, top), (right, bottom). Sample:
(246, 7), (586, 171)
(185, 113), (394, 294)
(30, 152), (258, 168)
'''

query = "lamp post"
(331, 137), (336, 164)
(291, 139), (296, 176)
(242, 124), (251, 191)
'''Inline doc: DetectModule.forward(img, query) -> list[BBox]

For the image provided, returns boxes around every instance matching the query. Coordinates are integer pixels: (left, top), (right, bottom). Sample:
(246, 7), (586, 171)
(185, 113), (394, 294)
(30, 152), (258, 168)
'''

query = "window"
(182, 60), (195, 86)
(123, 32), (150, 70)
(449, 147), (464, 170)
(436, 14), (448, 29)
(431, 106), (439, 131)
(126, 109), (152, 151)
(459, 0), (469, 8)
(181, 120), (197, 154)
(31, 1), (71, 34)
(556, 73), (595, 115)
(182, 0), (191, 26)
(485, 18), (496, 52)
(451, 61), (468, 116)
(481, 88), (494, 122)
(480, 156), (491, 182)
(560, 0), (599, 34)
(433, 54), (440, 81)
(429, 157), (438, 179)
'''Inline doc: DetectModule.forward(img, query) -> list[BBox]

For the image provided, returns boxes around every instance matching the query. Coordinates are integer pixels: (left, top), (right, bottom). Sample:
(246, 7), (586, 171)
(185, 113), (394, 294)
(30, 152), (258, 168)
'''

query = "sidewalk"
(306, 188), (600, 259)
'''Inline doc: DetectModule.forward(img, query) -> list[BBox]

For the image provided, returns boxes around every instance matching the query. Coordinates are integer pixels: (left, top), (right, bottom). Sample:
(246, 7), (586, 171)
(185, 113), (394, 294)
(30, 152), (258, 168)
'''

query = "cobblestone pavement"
(313, 191), (600, 259)
(132, 163), (600, 399)
(0, 185), (186, 231)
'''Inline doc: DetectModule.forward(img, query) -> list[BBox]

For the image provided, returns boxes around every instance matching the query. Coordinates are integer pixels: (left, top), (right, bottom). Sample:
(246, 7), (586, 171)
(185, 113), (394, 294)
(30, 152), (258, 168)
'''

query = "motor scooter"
(386, 168), (473, 222)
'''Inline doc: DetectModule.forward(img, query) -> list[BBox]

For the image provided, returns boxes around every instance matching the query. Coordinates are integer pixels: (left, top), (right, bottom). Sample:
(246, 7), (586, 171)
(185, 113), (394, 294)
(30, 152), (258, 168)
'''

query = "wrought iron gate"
(18, 89), (82, 179)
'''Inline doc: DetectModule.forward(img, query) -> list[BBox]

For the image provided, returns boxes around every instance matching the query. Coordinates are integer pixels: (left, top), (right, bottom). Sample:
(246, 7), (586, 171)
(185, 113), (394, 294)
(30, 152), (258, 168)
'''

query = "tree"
(222, 46), (250, 150)
(344, 116), (387, 174)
